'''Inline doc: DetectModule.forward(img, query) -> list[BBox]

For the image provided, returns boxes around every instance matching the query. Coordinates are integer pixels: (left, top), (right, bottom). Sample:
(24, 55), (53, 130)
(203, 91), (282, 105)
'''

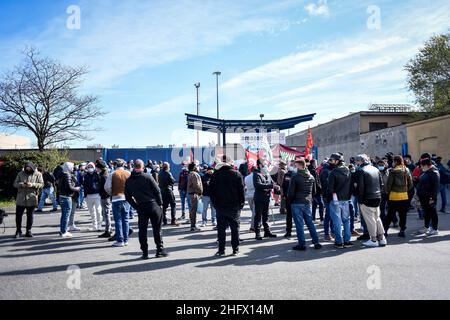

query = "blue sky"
(0, 0), (449, 148)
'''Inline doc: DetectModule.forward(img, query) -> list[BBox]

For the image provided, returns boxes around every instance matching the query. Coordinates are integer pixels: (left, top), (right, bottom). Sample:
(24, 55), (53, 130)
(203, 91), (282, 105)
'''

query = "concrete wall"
(359, 113), (411, 133)
(359, 125), (407, 158)
(406, 114), (450, 165)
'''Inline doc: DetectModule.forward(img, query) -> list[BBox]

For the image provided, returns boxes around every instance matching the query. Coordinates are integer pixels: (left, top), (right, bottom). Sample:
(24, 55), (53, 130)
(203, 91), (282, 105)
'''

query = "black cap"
(329, 153), (343, 161)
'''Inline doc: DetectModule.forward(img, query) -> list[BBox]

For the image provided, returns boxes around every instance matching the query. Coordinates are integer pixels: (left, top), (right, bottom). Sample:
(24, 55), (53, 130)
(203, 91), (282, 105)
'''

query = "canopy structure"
(185, 113), (316, 146)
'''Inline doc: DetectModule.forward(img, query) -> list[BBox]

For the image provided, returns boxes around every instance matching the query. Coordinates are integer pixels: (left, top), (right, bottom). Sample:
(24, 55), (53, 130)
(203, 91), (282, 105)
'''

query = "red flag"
(305, 127), (313, 160)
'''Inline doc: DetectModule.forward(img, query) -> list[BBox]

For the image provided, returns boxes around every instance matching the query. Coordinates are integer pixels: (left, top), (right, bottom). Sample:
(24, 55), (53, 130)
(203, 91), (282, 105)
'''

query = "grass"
(0, 196), (15, 209)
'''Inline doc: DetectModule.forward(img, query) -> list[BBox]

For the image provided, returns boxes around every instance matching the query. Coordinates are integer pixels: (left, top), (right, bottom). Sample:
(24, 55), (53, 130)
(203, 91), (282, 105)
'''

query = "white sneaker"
(68, 226), (81, 232)
(124, 242), (129, 246)
(426, 229), (439, 236)
(418, 227), (429, 234)
(61, 232), (73, 238)
(379, 238), (387, 246)
(200, 222), (207, 228)
(112, 242), (125, 247)
(362, 240), (379, 247)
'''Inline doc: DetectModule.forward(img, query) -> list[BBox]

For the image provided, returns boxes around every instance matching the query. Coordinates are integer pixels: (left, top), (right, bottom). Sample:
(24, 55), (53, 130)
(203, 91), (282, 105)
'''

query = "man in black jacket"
(36, 169), (58, 213)
(209, 155), (245, 256)
(308, 159), (323, 222)
(158, 162), (179, 226)
(328, 153), (353, 248)
(125, 159), (168, 259)
(319, 160), (333, 241)
(417, 153), (440, 235)
(96, 160), (112, 238)
(355, 155), (386, 248)
(58, 162), (80, 237)
(253, 158), (276, 240)
(288, 159), (322, 251)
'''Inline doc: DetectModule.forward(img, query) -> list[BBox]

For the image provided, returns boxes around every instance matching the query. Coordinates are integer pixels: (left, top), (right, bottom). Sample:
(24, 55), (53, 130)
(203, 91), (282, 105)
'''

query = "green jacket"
(13, 170), (44, 207)
(385, 166), (413, 195)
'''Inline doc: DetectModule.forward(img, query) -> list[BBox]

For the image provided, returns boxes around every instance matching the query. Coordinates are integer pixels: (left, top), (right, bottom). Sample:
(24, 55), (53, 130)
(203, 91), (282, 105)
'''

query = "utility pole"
(195, 82), (200, 147)
(213, 71), (221, 146)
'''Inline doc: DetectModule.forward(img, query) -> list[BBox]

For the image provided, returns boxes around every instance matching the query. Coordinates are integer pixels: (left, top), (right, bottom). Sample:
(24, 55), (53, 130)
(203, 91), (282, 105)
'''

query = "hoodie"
(328, 164), (352, 201)
(288, 169), (316, 205)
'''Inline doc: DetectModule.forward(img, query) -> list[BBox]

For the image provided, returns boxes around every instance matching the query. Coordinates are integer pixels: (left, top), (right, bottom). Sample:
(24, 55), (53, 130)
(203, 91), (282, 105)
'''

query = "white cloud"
(304, 0), (330, 18)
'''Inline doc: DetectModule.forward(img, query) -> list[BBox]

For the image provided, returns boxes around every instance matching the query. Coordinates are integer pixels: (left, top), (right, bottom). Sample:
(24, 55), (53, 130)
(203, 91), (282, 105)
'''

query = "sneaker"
(334, 243), (344, 249)
(378, 238), (387, 247)
(190, 226), (201, 232)
(418, 227), (429, 234)
(292, 245), (307, 251)
(357, 233), (370, 241)
(362, 240), (379, 247)
(215, 251), (225, 257)
(314, 243), (322, 250)
(344, 242), (354, 248)
(351, 230), (362, 237)
(108, 234), (116, 242)
(200, 222), (207, 228)
(98, 231), (111, 238)
(232, 249), (239, 256)
(264, 232), (277, 238)
(283, 232), (292, 238)
(68, 226), (81, 232)
(112, 242), (125, 247)
(398, 231), (406, 238)
(171, 221), (180, 226)
(35, 209), (43, 213)
(324, 235), (334, 242)
(24, 231), (33, 238)
(155, 249), (169, 258)
(61, 232), (73, 238)
(426, 229), (439, 236)
(124, 242), (129, 246)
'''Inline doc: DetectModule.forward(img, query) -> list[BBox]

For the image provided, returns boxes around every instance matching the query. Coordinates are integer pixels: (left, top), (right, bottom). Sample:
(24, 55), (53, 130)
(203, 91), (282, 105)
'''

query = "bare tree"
(0, 48), (105, 151)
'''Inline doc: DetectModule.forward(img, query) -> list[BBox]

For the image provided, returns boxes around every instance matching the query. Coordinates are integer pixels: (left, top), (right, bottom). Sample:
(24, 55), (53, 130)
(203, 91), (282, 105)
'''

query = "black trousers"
(384, 200), (409, 232)
(285, 199), (293, 233)
(16, 206), (35, 233)
(419, 197), (439, 230)
(216, 209), (240, 252)
(137, 201), (164, 254)
(162, 190), (176, 223)
(254, 200), (270, 233)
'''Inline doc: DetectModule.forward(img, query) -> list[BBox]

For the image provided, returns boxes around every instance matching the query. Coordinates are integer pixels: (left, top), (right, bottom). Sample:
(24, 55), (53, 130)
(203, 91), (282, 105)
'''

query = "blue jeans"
(59, 196), (72, 234)
(202, 196), (216, 223)
(291, 203), (319, 246)
(78, 187), (84, 207)
(351, 195), (359, 218)
(38, 187), (58, 210)
(440, 184), (448, 211)
(330, 200), (351, 244)
(180, 190), (191, 214)
(323, 200), (332, 236)
(112, 201), (130, 243)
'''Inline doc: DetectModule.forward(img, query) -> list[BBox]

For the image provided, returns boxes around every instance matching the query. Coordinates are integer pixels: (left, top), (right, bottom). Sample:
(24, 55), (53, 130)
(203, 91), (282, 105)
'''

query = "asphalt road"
(1, 190), (450, 300)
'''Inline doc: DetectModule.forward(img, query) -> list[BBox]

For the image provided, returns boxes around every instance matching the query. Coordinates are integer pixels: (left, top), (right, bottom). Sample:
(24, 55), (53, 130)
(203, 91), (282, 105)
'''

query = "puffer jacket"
(386, 166), (413, 194)
(417, 166), (440, 202)
(59, 172), (79, 198)
(288, 169), (316, 205)
(13, 165), (44, 207)
(328, 164), (352, 201)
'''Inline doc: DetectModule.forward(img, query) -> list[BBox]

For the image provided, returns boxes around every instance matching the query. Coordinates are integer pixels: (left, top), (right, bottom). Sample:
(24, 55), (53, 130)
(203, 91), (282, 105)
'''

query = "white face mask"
(87, 168), (95, 174)
(261, 166), (269, 175)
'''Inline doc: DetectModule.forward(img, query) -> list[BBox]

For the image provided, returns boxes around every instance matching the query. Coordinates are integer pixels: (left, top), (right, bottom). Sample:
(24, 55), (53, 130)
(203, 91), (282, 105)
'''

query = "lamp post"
(195, 82), (200, 147)
(259, 114), (264, 151)
(213, 71), (221, 146)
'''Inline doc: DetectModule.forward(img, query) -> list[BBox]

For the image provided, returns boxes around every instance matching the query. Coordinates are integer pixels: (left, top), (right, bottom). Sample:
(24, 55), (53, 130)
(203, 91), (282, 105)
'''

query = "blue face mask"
(378, 166), (385, 171)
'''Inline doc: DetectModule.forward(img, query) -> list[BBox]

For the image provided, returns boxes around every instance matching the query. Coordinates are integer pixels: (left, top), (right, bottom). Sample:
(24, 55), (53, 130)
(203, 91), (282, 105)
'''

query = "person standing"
(158, 162), (179, 226)
(355, 155), (387, 248)
(308, 159), (323, 222)
(238, 160), (249, 178)
(253, 158), (276, 240)
(68, 170), (81, 232)
(125, 160), (167, 259)
(384, 155), (413, 238)
(288, 159), (322, 251)
(417, 153), (440, 235)
(178, 162), (190, 220)
(377, 160), (390, 223)
(13, 162), (44, 238)
(187, 162), (203, 231)
(435, 157), (449, 213)
(57, 162), (80, 238)
(319, 158), (334, 241)
(36, 168), (58, 213)
(328, 153), (353, 249)
(97, 160), (112, 238)
(244, 167), (257, 232)
(201, 166), (216, 228)
(76, 163), (86, 209)
(282, 163), (295, 238)
(276, 161), (288, 214)
(83, 162), (103, 231)
(209, 156), (245, 256)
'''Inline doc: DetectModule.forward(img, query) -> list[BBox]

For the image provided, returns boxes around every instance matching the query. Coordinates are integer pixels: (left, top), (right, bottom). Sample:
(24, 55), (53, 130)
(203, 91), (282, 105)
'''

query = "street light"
(259, 114), (264, 150)
(195, 83), (200, 147)
(213, 71), (221, 146)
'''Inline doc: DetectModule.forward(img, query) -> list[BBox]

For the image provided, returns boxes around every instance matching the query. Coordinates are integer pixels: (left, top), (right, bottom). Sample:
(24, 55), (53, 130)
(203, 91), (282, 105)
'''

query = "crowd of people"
(11, 150), (450, 258)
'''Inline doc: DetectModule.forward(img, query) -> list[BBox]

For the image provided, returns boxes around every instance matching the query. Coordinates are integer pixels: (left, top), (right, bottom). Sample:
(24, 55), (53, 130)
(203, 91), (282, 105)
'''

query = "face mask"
(261, 166), (269, 174)
(350, 169), (356, 173)
(25, 169), (33, 175)
(87, 168), (95, 174)
(378, 166), (385, 171)
(288, 166), (295, 172)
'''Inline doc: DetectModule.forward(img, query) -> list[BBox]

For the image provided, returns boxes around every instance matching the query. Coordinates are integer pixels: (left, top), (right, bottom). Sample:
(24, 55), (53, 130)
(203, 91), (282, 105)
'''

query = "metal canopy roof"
(185, 113), (316, 133)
